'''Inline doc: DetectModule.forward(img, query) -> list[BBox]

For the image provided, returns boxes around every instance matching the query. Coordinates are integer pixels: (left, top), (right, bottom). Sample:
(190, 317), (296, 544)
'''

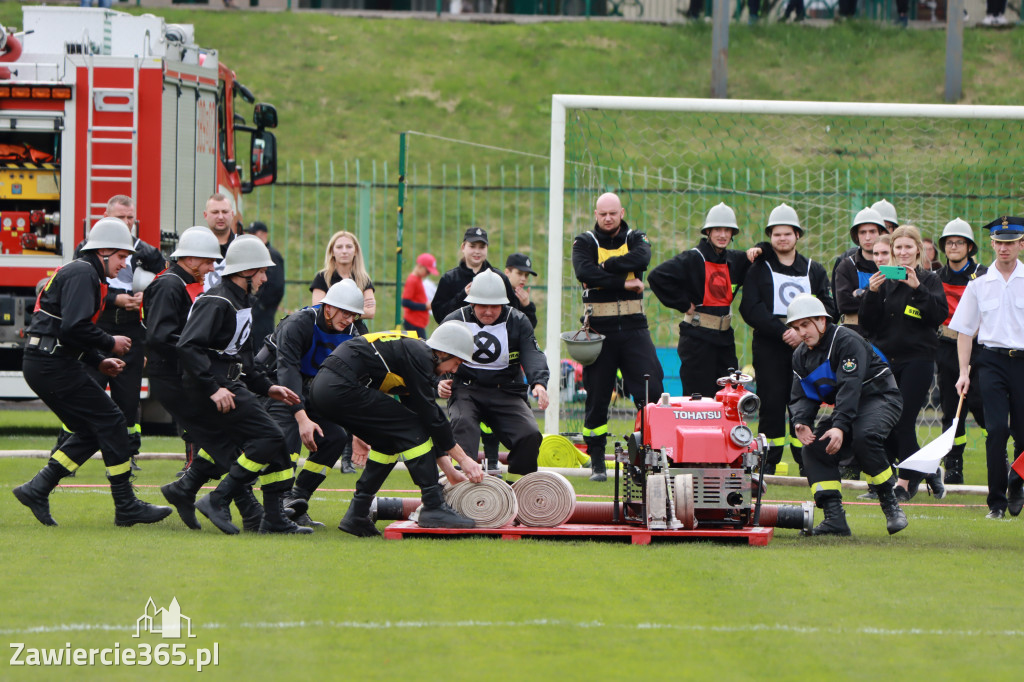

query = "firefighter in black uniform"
(571, 192), (664, 482)
(786, 295), (908, 536)
(308, 322), (485, 537)
(13, 218), (172, 527)
(935, 218), (987, 484)
(146, 226), (263, 532)
(50, 195), (165, 468)
(739, 204), (835, 476)
(438, 270), (549, 480)
(649, 202), (752, 399)
(832, 208), (887, 335)
(177, 235), (310, 535)
(257, 280), (366, 528)
(432, 227), (535, 327)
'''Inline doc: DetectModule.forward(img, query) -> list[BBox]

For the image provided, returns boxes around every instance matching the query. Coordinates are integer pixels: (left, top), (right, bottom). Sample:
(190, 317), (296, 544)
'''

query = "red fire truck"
(0, 6), (277, 404)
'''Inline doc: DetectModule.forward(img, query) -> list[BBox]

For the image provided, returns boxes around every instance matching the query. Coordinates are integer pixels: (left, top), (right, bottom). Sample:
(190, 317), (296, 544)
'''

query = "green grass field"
(1, 405), (1016, 681)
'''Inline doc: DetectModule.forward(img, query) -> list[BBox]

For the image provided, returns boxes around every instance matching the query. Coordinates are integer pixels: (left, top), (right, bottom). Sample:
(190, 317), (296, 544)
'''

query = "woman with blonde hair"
(860, 225), (948, 501)
(310, 231), (375, 321)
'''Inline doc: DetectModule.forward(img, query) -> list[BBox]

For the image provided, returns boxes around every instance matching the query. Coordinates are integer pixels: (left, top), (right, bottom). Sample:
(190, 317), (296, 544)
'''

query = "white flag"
(897, 424), (956, 474)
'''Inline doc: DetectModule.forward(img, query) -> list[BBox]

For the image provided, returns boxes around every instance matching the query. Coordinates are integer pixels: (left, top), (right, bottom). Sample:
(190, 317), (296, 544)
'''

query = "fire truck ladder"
(84, 54), (140, 225)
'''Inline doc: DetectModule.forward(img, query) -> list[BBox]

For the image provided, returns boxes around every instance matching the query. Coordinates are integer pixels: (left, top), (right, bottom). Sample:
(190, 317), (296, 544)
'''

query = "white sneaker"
(982, 14), (995, 25)
(993, 13), (1008, 26)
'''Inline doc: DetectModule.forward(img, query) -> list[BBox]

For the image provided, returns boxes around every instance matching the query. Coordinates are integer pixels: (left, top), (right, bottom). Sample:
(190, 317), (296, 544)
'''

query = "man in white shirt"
(950, 217), (1024, 519)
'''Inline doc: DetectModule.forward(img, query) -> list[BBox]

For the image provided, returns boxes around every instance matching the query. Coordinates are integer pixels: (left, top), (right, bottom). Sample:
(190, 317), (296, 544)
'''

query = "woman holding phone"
(860, 225), (948, 501)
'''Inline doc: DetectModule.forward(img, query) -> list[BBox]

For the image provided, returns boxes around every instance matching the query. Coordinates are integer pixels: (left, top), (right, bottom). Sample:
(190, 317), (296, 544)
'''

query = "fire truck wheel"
(674, 474), (697, 530)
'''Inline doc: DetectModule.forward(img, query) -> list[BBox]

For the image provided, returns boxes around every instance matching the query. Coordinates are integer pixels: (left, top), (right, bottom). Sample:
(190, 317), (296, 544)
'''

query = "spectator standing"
(922, 238), (942, 271)
(739, 203), (835, 476)
(860, 225), (948, 501)
(402, 253), (437, 338)
(202, 193), (238, 290)
(934, 219), (988, 485)
(951, 217), (1024, 519)
(832, 208), (887, 335)
(432, 228), (530, 326)
(310, 231), (376, 322)
(504, 252), (539, 328)
(246, 221), (285, 350)
(572, 193), (664, 482)
(982, 0), (1010, 25)
(649, 202), (752, 399)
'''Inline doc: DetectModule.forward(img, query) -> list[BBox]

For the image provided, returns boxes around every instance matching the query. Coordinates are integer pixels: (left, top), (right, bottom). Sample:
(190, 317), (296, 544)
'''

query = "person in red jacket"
(402, 253), (437, 338)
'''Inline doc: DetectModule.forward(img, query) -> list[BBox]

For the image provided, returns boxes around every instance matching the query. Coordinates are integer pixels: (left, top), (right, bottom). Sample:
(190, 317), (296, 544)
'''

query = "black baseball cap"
(463, 227), (488, 245)
(505, 252), (537, 276)
(245, 221), (269, 235)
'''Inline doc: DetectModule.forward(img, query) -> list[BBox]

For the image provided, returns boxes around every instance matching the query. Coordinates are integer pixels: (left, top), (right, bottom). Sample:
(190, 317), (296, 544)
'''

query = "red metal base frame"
(382, 521), (774, 546)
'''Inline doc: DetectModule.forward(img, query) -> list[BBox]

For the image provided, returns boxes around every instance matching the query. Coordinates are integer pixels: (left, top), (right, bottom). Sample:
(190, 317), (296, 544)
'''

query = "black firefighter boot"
(338, 491), (382, 537)
(160, 464), (211, 530)
(810, 490), (852, 536)
(234, 484), (265, 532)
(283, 486), (324, 528)
(110, 476), (173, 527)
(585, 435), (607, 483)
(417, 484), (475, 529)
(340, 439), (356, 474)
(194, 473), (250, 535)
(258, 488), (314, 534)
(13, 461), (67, 526)
(874, 477), (909, 535)
(924, 467), (946, 499)
(943, 453), (964, 485)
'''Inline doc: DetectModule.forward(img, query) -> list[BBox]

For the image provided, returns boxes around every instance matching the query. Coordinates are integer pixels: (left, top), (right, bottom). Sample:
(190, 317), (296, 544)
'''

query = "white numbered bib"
(769, 262), (812, 315)
(465, 320), (510, 371)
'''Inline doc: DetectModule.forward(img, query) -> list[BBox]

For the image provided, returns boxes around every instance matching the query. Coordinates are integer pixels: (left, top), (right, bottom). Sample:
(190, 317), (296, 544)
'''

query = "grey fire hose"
(511, 471), (576, 527)
(443, 476), (518, 528)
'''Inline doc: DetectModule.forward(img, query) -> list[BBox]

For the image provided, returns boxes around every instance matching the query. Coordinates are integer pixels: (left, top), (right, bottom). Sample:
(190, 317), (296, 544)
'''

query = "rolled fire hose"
(537, 434), (589, 469)
(443, 476), (518, 529)
(511, 471), (576, 527)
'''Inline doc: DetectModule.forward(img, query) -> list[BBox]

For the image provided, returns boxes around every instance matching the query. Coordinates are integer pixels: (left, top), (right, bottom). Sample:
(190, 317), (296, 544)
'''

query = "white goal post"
(544, 95), (1024, 436)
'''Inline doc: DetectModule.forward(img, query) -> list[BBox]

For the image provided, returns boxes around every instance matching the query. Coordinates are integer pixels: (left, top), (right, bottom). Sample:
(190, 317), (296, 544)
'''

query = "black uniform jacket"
(269, 306), (361, 415)
(256, 242), (285, 310)
(859, 266), (947, 362)
(833, 249), (877, 317)
(739, 247), (836, 343)
(27, 254), (115, 368)
(443, 305), (549, 390)
(789, 323), (896, 436)
(648, 237), (751, 343)
(74, 237), (165, 319)
(432, 260), (532, 326)
(571, 220), (651, 333)
(142, 263), (200, 376)
(177, 279), (273, 398)
(321, 334), (455, 452)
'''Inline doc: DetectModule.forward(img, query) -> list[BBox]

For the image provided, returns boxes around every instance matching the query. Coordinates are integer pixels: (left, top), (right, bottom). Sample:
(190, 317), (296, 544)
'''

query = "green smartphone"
(878, 265), (907, 280)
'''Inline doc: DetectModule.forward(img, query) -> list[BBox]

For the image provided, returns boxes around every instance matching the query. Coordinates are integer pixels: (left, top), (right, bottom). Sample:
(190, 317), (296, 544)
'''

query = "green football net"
(546, 96), (1024, 436)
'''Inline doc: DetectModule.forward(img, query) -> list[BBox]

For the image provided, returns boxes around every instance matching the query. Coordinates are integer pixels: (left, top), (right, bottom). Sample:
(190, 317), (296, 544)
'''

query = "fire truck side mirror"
(243, 130), (277, 193)
(253, 102), (278, 129)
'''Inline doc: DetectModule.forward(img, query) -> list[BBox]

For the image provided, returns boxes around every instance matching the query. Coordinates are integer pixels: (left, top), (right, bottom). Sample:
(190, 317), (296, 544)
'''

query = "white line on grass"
(4, 620), (1024, 638)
